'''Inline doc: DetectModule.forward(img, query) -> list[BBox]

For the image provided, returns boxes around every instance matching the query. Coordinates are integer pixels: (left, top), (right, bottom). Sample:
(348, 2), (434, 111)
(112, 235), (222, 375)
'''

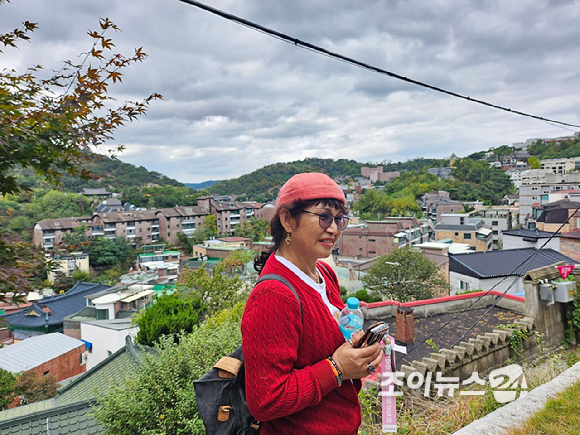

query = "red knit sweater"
(241, 255), (362, 435)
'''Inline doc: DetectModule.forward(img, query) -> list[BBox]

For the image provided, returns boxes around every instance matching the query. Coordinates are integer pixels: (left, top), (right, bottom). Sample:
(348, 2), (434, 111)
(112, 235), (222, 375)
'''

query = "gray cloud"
(2, 0), (579, 183)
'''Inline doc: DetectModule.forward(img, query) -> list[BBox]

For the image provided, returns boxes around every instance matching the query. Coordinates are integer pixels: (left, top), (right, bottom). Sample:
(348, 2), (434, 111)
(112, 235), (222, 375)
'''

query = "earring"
(285, 233), (292, 245)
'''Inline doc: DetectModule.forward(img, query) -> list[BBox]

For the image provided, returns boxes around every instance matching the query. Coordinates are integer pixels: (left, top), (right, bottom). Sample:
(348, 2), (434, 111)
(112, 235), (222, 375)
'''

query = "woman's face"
(283, 203), (345, 263)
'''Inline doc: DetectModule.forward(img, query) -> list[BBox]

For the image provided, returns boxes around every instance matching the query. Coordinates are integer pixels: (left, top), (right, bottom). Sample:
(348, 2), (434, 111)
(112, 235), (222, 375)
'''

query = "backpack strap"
(256, 273), (303, 322)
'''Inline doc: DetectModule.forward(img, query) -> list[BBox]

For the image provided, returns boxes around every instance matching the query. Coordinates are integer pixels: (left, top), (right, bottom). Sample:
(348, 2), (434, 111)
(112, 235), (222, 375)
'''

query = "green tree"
(222, 250), (255, 275)
(528, 156), (541, 169)
(62, 225), (89, 248)
(204, 214), (217, 236)
(354, 190), (390, 220)
(362, 247), (448, 302)
(177, 262), (247, 317)
(0, 368), (17, 410)
(233, 217), (270, 241)
(88, 237), (133, 269)
(93, 304), (245, 435)
(0, 7), (159, 302)
(14, 371), (59, 405)
(134, 293), (205, 346)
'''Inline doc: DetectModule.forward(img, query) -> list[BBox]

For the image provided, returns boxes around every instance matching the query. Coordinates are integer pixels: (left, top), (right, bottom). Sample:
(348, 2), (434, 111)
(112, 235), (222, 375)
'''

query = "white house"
(449, 248), (575, 296)
(80, 318), (138, 370)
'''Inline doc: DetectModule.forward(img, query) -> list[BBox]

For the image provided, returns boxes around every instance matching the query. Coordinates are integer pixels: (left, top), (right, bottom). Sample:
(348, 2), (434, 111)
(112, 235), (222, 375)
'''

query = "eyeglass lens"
(319, 212), (349, 230)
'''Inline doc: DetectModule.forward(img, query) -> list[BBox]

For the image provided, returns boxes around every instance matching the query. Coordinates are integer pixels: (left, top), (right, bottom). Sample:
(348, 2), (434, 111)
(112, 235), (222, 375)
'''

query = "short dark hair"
(254, 198), (348, 272)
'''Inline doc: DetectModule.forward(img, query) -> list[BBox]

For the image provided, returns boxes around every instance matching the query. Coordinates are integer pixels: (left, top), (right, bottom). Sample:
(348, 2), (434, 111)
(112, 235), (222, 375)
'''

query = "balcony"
(182, 228), (196, 234)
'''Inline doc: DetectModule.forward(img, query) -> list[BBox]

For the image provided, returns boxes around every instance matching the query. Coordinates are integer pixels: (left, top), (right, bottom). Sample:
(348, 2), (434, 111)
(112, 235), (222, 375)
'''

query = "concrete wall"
(449, 273), (524, 296)
(81, 322), (138, 371)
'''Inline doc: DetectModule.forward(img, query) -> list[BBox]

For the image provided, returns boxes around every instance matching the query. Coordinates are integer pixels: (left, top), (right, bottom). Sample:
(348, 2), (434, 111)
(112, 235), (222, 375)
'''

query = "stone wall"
(380, 264), (574, 390)
(397, 317), (537, 384)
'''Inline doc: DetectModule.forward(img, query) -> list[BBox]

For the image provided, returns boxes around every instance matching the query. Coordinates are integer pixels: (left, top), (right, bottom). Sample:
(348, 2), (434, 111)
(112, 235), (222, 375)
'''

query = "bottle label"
(339, 314), (363, 340)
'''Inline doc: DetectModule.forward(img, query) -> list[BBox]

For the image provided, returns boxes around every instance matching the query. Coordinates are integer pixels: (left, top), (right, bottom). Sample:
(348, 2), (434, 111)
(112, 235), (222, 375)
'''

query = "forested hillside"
(209, 158), (363, 201)
(528, 136), (580, 159)
(11, 154), (184, 194)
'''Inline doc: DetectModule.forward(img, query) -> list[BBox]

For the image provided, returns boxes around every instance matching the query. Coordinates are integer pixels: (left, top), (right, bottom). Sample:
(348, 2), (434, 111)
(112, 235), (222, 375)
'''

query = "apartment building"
(434, 214), (493, 251)
(338, 218), (431, 258)
(360, 166), (400, 183)
(196, 196), (260, 235)
(540, 157), (580, 174)
(518, 174), (580, 225)
(420, 191), (463, 222)
(155, 206), (207, 243)
(470, 206), (518, 247)
(33, 217), (92, 250)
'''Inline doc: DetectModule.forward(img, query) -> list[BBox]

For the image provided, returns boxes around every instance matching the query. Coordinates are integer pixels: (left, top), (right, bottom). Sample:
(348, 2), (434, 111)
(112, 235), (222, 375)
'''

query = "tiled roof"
(449, 248), (575, 279)
(2, 282), (110, 328)
(0, 338), (143, 434)
(503, 229), (558, 239)
(35, 217), (83, 231)
(0, 333), (84, 372)
(93, 210), (157, 223)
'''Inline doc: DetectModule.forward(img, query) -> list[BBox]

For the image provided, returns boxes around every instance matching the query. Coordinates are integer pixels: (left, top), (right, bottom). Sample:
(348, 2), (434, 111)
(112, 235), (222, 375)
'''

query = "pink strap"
(381, 336), (397, 432)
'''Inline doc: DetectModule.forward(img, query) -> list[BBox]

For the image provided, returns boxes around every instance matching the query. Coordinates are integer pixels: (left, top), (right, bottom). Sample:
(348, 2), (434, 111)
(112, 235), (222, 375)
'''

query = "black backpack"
(194, 274), (302, 435)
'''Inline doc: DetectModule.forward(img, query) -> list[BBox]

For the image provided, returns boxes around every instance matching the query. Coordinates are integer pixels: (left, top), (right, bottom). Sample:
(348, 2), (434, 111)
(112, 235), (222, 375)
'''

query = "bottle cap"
(346, 297), (360, 310)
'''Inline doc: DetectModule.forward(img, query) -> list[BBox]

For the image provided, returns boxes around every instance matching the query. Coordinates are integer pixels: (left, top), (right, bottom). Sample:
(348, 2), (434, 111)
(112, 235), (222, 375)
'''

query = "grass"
(359, 346), (580, 435)
(505, 379), (580, 435)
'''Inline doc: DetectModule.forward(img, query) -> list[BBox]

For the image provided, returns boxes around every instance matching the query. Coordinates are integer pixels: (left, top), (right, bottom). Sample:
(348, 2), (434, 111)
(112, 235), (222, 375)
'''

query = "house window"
(455, 232), (459, 237)
(459, 281), (471, 291)
(491, 221), (498, 226)
(464, 233), (472, 240)
(369, 251), (376, 255)
(168, 233), (171, 237)
(43, 371), (50, 377)
(96, 309), (109, 320)
(368, 239), (376, 242)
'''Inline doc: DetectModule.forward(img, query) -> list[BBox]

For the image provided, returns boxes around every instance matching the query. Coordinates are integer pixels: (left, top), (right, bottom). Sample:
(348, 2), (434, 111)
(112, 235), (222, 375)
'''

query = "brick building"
(338, 218), (431, 258)
(0, 333), (86, 382)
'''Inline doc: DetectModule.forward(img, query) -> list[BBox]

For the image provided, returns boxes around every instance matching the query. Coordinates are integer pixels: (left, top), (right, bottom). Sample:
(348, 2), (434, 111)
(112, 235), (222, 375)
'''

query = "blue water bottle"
(338, 297), (364, 340)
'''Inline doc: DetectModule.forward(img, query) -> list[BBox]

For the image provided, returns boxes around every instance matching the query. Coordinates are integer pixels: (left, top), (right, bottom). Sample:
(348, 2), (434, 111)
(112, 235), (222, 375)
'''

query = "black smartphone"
(354, 322), (389, 348)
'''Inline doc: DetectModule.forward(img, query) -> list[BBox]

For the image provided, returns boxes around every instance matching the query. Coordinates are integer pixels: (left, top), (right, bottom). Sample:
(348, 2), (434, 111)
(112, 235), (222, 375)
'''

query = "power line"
(177, 0), (580, 129)
(399, 202), (580, 365)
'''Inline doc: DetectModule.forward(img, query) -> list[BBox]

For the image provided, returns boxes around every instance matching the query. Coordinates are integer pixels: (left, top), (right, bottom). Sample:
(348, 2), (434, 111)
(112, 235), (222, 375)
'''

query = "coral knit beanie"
(276, 172), (345, 209)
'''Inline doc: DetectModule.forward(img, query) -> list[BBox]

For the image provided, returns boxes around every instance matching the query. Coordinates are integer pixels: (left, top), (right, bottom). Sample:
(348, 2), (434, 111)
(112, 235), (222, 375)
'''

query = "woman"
(241, 172), (383, 435)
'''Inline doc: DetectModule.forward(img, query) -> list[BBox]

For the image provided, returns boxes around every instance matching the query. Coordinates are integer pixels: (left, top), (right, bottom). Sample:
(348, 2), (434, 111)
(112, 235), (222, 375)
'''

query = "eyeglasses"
(302, 210), (350, 231)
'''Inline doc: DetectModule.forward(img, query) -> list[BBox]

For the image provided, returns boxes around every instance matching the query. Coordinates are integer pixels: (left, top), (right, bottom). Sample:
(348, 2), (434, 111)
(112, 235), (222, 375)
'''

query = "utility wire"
(177, 0), (580, 129)
(398, 202), (580, 364)
(447, 204), (580, 349)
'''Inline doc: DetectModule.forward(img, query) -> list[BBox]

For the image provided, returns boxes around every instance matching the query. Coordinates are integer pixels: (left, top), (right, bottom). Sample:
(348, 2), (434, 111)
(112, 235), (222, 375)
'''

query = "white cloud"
(2, 0), (579, 183)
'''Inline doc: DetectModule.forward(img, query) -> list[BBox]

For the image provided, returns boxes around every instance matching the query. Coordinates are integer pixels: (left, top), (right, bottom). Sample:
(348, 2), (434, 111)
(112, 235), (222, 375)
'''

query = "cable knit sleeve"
(241, 281), (337, 422)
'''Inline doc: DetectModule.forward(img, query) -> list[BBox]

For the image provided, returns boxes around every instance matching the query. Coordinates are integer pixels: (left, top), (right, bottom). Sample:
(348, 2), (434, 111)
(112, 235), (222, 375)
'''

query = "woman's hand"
(331, 331), (384, 380)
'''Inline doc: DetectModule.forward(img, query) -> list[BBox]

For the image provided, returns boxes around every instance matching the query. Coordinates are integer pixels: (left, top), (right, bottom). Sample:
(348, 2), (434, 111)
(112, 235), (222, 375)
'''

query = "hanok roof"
(2, 282), (111, 328)
(449, 248), (575, 279)
(0, 333), (84, 372)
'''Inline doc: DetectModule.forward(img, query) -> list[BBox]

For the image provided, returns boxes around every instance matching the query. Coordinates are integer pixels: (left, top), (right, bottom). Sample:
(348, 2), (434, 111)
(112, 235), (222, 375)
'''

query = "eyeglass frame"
(302, 210), (350, 231)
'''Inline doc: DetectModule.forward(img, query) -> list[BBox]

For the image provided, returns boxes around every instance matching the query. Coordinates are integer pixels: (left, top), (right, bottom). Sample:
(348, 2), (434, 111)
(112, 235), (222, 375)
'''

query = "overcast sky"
(2, 0), (580, 183)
